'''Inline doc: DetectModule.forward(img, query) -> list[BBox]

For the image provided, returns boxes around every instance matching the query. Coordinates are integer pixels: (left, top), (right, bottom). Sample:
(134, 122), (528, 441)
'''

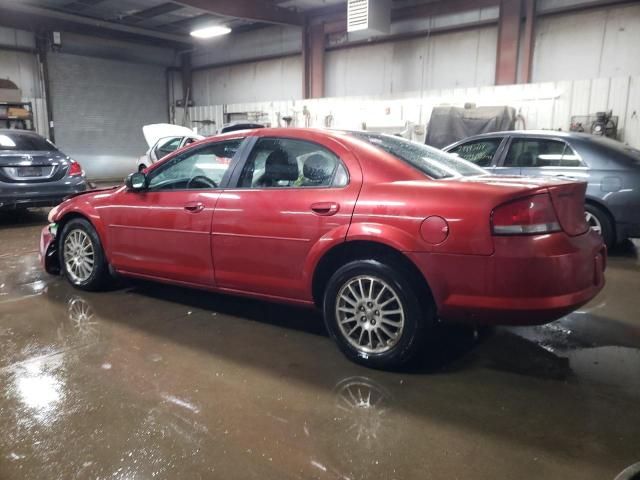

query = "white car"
(137, 124), (204, 171)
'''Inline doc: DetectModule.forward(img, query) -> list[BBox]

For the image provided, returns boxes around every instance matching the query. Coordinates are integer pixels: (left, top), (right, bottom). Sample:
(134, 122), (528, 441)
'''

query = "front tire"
(585, 203), (614, 249)
(323, 259), (435, 369)
(59, 218), (111, 291)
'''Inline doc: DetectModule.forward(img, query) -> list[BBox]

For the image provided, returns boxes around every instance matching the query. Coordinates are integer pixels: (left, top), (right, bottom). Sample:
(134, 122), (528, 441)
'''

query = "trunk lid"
(0, 150), (69, 183)
(458, 174), (589, 236)
(546, 181), (589, 236)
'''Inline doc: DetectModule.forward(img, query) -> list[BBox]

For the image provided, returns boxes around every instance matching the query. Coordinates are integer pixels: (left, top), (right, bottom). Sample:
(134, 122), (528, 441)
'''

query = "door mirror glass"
(126, 172), (147, 191)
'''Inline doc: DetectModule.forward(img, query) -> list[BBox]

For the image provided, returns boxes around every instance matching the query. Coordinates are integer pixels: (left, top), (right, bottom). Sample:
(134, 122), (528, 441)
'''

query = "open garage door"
(47, 53), (167, 180)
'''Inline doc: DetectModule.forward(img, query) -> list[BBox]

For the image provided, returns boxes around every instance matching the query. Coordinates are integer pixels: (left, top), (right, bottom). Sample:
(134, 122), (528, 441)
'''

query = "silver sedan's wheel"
(335, 275), (405, 354)
(585, 211), (602, 235)
(63, 229), (95, 284)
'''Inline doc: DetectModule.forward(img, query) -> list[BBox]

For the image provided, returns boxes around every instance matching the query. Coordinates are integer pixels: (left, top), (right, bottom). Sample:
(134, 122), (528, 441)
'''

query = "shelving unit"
(0, 101), (34, 130)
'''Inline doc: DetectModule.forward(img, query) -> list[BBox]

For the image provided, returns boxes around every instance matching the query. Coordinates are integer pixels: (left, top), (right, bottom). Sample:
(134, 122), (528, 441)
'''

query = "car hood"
(142, 124), (202, 148)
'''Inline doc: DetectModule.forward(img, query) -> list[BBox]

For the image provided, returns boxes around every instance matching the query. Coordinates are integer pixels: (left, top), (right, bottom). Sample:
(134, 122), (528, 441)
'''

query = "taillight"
(491, 193), (561, 235)
(68, 160), (83, 176)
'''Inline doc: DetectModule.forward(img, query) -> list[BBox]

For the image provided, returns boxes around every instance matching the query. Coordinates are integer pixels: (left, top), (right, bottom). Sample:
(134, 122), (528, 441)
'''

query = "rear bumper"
(0, 183), (88, 209)
(408, 230), (606, 326)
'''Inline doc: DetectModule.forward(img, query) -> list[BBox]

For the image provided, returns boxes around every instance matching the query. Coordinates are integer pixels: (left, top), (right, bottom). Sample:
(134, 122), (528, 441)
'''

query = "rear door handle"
(310, 202), (339, 216)
(184, 201), (205, 213)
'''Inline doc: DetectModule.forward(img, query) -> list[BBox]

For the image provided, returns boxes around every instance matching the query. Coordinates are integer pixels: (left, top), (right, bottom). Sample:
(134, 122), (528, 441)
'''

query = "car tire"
(323, 259), (435, 370)
(59, 218), (111, 291)
(585, 203), (614, 249)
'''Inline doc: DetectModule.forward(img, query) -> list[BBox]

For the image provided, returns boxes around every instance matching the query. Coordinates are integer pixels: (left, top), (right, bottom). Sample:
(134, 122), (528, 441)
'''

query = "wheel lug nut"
(370, 319), (376, 325)
(375, 310), (380, 316)
(360, 316), (366, 322)
(367, 302), (373, 308)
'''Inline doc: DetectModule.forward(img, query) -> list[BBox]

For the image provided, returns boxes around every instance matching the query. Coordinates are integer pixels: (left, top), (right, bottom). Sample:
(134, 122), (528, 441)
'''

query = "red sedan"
(40, 128), (605, 369)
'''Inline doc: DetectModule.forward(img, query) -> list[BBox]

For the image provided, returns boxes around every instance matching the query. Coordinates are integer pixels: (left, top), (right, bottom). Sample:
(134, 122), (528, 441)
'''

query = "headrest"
(264, 149), (298, 181)
(303, 154), (333, 182)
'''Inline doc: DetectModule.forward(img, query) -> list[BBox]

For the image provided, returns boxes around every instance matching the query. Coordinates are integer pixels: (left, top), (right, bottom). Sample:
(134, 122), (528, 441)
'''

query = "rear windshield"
(352, 132), (487, 179)
(0, 132), (57, 151)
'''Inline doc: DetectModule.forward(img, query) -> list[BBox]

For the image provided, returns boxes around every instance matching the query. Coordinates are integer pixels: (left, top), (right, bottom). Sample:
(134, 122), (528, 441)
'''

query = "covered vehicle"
(40, 128), (605, 369)
(0, 129), (88, 210)
(444, 130), (640, 248)
(137, 123), (204, 171)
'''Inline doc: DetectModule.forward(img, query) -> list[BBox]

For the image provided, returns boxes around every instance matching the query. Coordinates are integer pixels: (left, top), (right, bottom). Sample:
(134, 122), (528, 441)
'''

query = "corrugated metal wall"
(189, 75), (640, 148)
(48, 53), (168, 180)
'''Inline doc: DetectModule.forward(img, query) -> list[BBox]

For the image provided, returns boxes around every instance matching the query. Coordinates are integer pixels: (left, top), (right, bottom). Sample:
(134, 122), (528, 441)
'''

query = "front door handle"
(184, 201), (205, 213)
(310, 202), (339, 216)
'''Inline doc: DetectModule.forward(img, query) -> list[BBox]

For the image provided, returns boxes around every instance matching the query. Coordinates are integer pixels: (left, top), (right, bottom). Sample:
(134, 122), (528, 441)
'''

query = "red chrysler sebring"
(40, 128), (605, 368)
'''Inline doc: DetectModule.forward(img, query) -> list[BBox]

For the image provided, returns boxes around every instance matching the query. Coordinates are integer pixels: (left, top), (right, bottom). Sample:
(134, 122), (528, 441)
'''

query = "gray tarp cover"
(425, 106), (516, 148)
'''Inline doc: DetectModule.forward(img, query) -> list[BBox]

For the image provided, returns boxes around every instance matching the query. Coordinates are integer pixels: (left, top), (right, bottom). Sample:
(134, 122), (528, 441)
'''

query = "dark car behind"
(444, 130), (640, 248)
(0, 129), (89, 210)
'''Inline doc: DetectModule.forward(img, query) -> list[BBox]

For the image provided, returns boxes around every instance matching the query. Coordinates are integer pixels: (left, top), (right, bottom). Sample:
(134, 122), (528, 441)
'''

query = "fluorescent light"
(190, 25), (232, 39)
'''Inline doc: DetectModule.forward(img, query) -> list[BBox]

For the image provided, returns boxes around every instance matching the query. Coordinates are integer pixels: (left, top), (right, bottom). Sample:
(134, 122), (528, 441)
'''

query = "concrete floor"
(1, 209), (639, 480)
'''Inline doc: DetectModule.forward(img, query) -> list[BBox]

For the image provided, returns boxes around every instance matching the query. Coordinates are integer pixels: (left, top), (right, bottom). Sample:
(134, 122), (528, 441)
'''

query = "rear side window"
(448, 138), (502, 167)
(504, 138), (582, 167)
(238, 138), (347, 188)
(0, 133), (56, 151)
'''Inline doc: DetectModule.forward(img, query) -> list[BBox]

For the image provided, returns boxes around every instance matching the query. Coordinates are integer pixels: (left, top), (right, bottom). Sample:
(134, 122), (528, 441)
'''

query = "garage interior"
(1, 0), (640, 479)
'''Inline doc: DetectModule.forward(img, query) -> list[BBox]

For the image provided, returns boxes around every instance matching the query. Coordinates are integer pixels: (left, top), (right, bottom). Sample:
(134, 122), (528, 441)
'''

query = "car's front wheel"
(59, 218), (111, 291)
(323, 259), (435, 369)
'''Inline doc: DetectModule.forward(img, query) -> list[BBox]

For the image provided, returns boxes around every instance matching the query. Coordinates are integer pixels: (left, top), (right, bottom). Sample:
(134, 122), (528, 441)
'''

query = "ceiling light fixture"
(190, 25), (232, 39)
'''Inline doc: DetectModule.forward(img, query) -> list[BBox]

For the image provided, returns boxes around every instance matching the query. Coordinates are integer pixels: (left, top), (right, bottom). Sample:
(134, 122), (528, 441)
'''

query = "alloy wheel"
(335, 275), (405, 354)
(63, 229), (95, 284)
(585, 211), (602, 235)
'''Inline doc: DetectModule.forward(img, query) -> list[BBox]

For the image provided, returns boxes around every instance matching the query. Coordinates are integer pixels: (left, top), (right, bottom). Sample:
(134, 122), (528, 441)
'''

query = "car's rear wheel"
(585, 203), (614, 249)
(323, 259), (435, 369)
(59, 218), (110, 291)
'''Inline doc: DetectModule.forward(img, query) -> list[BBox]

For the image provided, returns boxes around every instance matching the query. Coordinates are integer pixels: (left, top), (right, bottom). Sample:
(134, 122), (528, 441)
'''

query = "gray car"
(444, 130), (640, 248)
(0, 129), (88, 210)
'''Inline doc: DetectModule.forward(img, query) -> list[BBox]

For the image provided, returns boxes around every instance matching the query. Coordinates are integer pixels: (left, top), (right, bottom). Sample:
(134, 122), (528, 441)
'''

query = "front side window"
(147, 138), (243, 190)
(238, 138), (348, 188)
(448, 138), (502, 167)
(353, 132), (486, 179)
(504, 138), (582, 167)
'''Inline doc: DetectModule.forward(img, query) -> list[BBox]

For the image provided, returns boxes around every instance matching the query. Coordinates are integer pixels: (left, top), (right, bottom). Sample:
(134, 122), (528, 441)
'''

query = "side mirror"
(125, 172), (147, 191)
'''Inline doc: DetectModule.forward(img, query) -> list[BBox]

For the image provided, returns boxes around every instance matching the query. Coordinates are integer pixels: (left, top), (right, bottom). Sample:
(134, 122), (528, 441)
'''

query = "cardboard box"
(7, 107), (30, 119)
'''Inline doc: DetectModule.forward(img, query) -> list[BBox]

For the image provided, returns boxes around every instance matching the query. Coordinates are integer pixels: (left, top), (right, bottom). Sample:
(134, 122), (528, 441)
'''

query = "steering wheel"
(187, 175), (217, 189)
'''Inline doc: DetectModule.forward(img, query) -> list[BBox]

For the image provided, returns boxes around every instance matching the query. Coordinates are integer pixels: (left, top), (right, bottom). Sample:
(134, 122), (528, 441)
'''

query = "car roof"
(452, 129), (597, 141)
(0, 129), (44, 138)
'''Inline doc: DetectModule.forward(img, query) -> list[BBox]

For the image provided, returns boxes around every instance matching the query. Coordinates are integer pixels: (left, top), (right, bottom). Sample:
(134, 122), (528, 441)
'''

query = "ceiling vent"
(347, 0), (391, 37)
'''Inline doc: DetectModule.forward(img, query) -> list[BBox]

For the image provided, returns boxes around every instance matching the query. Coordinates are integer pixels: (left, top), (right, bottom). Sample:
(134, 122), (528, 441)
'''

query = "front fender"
(51, 199), (110, 261)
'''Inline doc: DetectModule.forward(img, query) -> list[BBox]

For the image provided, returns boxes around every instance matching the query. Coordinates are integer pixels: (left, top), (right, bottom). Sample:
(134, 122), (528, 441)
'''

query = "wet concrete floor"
(1, 209), (639, 480)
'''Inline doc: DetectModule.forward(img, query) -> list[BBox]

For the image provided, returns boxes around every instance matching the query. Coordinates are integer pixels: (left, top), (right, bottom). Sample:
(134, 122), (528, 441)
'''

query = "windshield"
(352, 132), (487, 179)
(0, 132), (57, 152)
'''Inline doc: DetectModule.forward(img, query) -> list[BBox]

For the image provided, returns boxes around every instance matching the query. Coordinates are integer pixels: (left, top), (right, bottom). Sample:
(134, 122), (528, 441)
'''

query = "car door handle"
(184, 201), (205, 213)
(310, 202), (339, 216)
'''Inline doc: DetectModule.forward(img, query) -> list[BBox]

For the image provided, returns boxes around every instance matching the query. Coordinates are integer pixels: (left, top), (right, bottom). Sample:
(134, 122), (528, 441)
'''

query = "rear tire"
(585, 203), (614, 249)
(323, 259), (435, 370)
(59, 218), (111, 291)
